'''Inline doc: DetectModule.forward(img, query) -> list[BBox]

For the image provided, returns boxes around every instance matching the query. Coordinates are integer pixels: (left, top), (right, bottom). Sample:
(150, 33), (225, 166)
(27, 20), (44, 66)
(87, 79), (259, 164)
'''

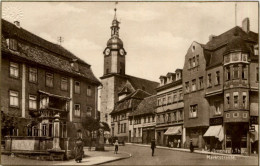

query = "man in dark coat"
(151, 139), (156, 156)
(190, 139), (194, 153)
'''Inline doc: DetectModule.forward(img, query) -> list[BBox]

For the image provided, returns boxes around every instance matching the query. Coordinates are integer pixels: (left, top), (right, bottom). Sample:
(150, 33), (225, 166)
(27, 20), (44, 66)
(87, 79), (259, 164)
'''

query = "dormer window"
(70, 59), (79, 72)
(6, 38), (18, 51)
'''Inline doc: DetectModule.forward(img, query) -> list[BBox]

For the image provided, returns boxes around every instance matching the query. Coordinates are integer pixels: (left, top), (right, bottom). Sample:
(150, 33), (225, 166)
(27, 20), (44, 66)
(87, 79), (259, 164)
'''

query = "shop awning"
(164, 126), (182, 135)
(203, 125), (224, 142)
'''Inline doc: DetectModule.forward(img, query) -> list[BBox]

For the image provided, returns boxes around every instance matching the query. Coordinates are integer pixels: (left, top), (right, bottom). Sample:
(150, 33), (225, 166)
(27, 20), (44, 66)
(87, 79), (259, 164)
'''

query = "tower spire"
(111, 2), (120, 37)
(235, 2), (237, 26)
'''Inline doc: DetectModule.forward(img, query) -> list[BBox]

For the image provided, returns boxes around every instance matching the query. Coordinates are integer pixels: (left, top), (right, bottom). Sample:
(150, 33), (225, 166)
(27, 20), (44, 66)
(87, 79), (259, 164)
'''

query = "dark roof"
(224, 35), (250, 55)
(129, 95), (156, 117)
(125, 75), (159, 95)
(2, 19), (100, 85)
(203, 26), (258, 69)
(110, 89), (151, 115)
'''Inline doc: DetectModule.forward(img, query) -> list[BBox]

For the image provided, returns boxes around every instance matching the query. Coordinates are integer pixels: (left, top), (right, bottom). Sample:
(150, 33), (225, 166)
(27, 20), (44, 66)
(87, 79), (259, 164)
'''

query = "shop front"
(142, 127), (155, 144)
(164, 126), (182, 148)
(203, 117), (224, 151)
(224, 111), (250, 154)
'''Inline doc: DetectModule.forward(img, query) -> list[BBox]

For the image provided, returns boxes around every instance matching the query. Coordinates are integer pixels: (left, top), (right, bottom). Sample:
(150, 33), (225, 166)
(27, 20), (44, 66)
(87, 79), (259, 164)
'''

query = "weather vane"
(57, 36), (64, 46)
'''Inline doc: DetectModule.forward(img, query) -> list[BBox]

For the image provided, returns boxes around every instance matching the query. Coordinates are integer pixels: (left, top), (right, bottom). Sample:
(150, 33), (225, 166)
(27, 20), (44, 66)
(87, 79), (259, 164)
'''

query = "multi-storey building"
(128, 95), (156, 144)
(1, 19), (100, 140)
(183, 41), (209, 149)
(155, 69), (184, 147)
(183, 18), (258, 154)
(110, 89), (152, 142)
(100, 8), (159, 137)
(203, 18), (258, 154)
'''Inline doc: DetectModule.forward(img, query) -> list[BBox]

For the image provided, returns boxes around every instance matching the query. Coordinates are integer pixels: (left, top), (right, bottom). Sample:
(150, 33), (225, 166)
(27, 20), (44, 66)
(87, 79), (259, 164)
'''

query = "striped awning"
(203, 125), (224, 142)
(164, 126), (182, 135)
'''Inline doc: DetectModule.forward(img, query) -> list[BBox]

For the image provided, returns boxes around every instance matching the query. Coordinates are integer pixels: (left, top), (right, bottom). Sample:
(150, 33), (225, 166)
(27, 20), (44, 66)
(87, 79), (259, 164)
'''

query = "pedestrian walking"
(75, 130), (84, 163)
(151, 138), (156, 156)
(114, 140), (119, 154)
(190, 139), (194, 153)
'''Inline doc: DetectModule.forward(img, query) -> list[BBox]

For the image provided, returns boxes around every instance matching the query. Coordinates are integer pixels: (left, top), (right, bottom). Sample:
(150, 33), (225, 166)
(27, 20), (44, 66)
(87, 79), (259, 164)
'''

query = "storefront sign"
(250, 116), (258, 125)
(249, 125), (255, 132)
(209, 117), (223, 126)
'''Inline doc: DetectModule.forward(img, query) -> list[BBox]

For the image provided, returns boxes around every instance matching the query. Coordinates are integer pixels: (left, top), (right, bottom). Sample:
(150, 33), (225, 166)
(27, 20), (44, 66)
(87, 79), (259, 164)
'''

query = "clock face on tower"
(105, 48), (110, 55)
(119, 49), (125, 56)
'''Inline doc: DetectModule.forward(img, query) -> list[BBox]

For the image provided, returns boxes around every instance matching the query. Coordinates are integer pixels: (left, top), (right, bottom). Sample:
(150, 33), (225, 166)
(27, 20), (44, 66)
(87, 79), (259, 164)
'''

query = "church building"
(100, 8), (159, 141)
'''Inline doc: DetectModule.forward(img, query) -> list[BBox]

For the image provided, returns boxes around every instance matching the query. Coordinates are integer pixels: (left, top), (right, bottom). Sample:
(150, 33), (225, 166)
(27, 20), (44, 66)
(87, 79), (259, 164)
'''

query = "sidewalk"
(126, 143), (257, 158)
(54, 146), (131, 165)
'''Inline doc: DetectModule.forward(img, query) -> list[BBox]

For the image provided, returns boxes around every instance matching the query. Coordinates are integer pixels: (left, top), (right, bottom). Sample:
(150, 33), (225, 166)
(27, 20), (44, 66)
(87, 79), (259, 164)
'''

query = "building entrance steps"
(125, 143), (257, 158)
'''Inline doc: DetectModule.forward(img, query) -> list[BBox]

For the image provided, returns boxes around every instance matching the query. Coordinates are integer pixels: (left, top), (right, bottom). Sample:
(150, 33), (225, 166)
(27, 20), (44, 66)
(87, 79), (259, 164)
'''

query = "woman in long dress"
(75, 130), (84, 163)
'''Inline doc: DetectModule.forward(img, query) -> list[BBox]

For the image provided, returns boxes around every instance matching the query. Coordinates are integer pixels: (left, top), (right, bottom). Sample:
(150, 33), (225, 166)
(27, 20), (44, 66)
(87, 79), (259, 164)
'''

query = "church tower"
(100, 8), (127, 128)
(103, 8), (126, 75)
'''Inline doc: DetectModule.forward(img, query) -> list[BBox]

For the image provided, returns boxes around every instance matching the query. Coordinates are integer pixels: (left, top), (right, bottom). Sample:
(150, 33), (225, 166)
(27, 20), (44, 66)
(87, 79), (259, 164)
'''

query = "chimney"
(242, 18), (250, 33)
(209, 35), (216, 41)
(14, 21), (20, 28)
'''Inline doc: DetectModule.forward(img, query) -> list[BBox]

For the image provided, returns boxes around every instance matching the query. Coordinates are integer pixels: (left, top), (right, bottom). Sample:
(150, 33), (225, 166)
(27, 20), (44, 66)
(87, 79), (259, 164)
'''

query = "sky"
(2, 1), (258, 82)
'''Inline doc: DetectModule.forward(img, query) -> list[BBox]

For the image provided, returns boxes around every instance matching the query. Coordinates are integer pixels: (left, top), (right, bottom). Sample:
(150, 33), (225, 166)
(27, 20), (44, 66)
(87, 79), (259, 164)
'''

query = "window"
(87, 86), (92, 96)
(168, 113), (171, 122)
(152, 116), (155, 122)
(9, 90), (19, 107)
(144, 117), (146, 123)
(189, 58), (192, 69)
(179, 92), (183, 100)
(61, 77), (68, 91)
(226, 67), (231, 81)
(10, 62), (19, 78)
(157, 115), (160, 123)
(124, 123), (126, 133)
(163, 114), (165, 123)
(138, 128), (141, 137)
(192, 57), (196, 67)
(173, 112), (177, 121)
(185, 82), (189, 93)
(192, 79), (196, 91)
(42, 124), (47, 136)
(106, 68), (109, 74)
(148, 116), (150, 123)
(168, 95), (172, 104)
(242, 92), (247, 108)
(87, 107), (92, 117)
(215, 71), (220, 85)
(242, 66), (247, 80)
(121, 124), (123, 133)
(254, 45), (259, 56)
(196, 55), (199, 66)
(157, 99), (161, 106)
(226, 93), (230, 107)
(118, 124), (120, 134)
(46, 73), (53, 87)
(74, 104), (80, 117)
(233, 65), (239, 79)
(29, 67), (37, 83)
(29, 95), (37, 110)
(75, 81), (80, 94)
(189, 105), (198, 118)
(233, 92), (238, 108)
(199, 77), (204, 89)
(162, 98), (166, 105)
(214, 101), (221, 115)
(242, 53), (248, 61)
(207, 74), (212, 87)
(8, 39), (18, 51)
(130, 119), (132, 125)
(179, 110), (183, 120)
(256, 67), (259, 82)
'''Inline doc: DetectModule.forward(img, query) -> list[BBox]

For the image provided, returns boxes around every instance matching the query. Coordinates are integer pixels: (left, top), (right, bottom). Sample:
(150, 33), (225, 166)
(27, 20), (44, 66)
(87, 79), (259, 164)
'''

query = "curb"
(125, 143), (253, 158)
(95, 151), (132, 165)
